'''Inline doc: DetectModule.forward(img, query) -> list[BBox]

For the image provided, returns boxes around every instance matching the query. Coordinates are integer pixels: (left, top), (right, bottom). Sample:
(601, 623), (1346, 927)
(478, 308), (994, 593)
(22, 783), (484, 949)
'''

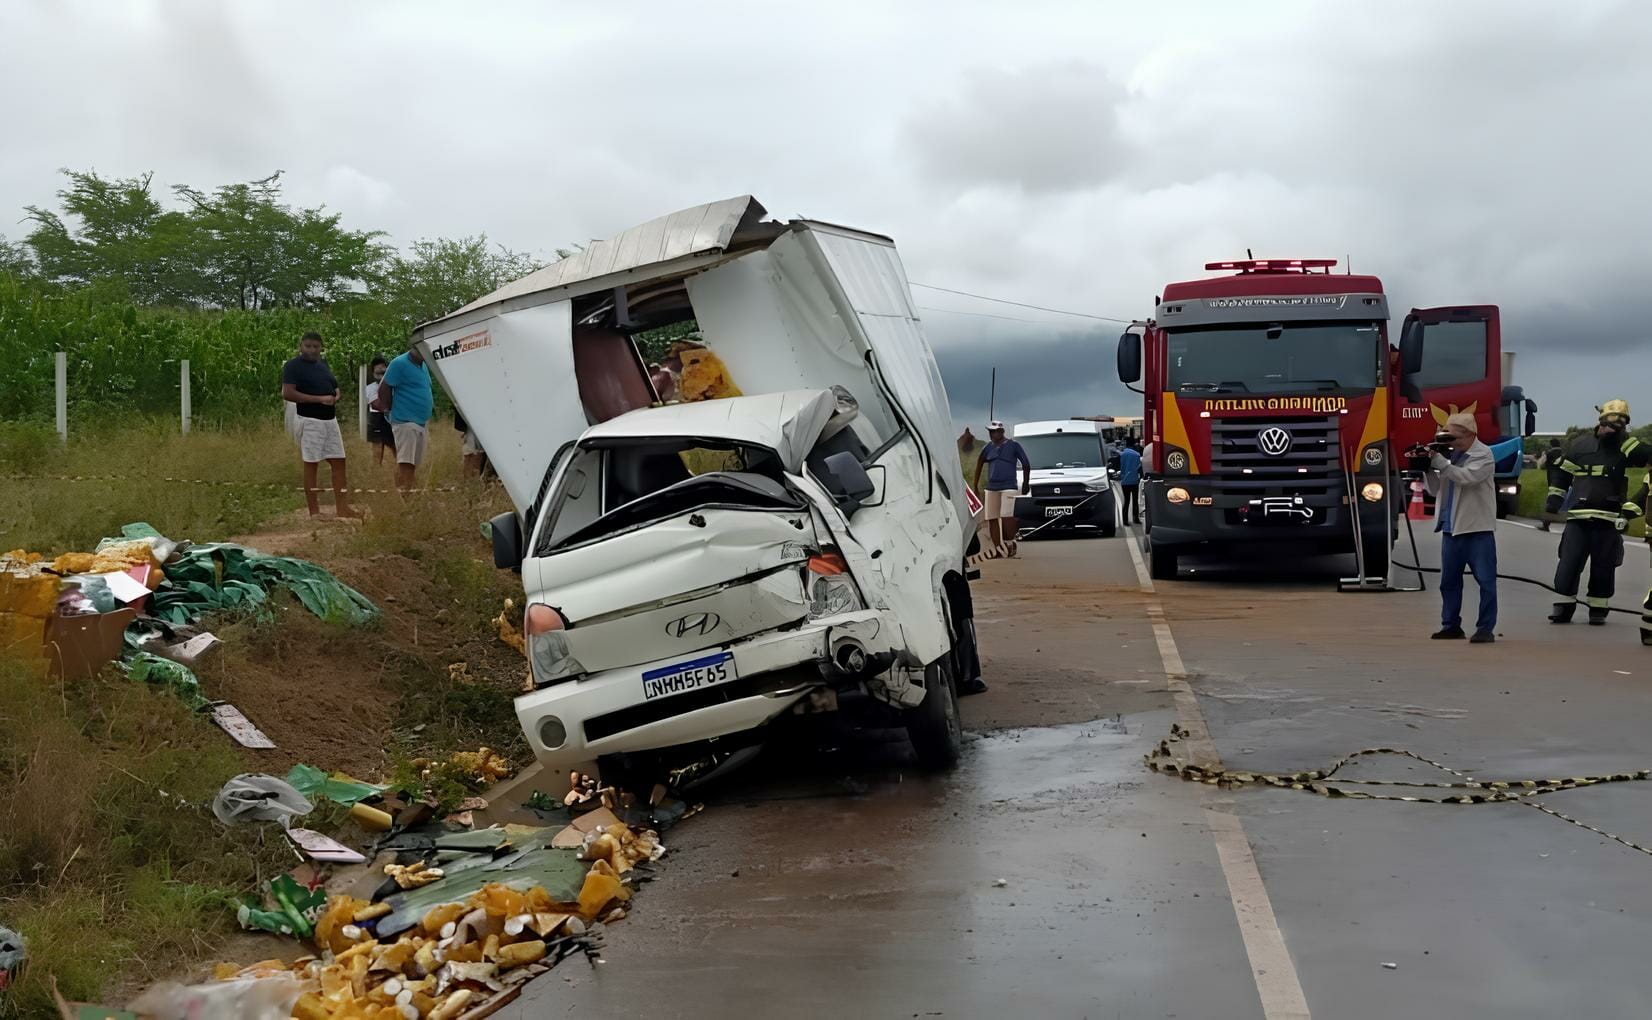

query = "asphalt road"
(505, 519), (1652, 1018)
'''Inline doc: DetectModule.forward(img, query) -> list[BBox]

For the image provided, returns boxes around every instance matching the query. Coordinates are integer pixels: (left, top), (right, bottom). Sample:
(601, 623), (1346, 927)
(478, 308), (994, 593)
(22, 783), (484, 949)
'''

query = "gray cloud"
(903, 63), (1130, 193)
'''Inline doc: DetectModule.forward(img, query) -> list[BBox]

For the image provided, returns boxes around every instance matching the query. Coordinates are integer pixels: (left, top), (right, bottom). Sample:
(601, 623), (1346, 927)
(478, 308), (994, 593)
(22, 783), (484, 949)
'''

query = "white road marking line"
(1123, 527), (1313, 1020)
(1501, 518), (1543, 531)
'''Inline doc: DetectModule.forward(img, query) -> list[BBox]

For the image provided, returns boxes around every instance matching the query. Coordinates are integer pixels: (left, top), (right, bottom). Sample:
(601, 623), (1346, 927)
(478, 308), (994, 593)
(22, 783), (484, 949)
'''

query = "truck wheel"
(1099, 495), (1117, 537)
(1149, 542), (1178, 580)
(1495, 495), (1512, 520)
(905, 655), (962, 770)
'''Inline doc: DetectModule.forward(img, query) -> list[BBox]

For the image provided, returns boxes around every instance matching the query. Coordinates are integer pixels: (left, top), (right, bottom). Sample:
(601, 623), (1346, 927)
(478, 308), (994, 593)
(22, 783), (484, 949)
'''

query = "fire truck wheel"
(1149, 542), (1178, 580)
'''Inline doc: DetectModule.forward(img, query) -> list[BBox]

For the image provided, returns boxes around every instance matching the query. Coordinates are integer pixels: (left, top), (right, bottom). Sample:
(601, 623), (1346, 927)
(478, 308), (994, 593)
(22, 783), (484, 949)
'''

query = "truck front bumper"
(515, 611), (890, 772)
(1144, 478), (1391, 551)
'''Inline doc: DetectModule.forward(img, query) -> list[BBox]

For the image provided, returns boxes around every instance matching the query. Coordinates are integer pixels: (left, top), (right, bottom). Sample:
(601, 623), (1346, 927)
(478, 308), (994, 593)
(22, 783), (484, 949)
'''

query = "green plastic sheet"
(286, 763), (384, 807)
(123, 651), (208, 710)
(237, 873), (327, 938)
(146, 540), (377, 627)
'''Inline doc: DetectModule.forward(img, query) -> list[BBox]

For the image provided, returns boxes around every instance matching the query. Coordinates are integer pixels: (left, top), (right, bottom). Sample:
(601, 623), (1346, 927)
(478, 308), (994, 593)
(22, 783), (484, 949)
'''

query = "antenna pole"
(989, 367), (996, 421)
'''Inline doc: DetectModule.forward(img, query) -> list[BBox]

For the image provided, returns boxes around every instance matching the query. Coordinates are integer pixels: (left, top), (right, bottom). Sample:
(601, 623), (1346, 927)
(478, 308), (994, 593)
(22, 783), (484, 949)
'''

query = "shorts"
(984, 488), (1020, 520)
(462, 430), (482, 456)
(298, 417), (346, 463)
(392, 422), (429, 466)
(367, 411), (395, 447)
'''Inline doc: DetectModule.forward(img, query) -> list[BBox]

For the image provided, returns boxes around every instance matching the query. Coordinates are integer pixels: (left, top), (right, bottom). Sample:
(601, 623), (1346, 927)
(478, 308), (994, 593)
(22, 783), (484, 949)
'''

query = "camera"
(1402, 432), (1453, 473)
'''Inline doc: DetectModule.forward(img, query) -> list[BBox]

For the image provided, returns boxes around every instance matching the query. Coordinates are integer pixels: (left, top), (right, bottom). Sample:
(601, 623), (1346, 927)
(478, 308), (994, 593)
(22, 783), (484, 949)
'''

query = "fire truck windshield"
(1166, 322), (1381, 395)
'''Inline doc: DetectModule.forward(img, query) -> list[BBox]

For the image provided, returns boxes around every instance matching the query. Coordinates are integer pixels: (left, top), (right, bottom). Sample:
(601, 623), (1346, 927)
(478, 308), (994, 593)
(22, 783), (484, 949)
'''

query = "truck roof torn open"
(412, 196), (965, 540)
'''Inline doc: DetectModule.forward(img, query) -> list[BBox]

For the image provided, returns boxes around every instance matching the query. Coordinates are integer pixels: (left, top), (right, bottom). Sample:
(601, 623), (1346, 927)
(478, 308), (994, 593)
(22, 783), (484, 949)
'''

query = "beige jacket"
(1423, 440), (1496, 536)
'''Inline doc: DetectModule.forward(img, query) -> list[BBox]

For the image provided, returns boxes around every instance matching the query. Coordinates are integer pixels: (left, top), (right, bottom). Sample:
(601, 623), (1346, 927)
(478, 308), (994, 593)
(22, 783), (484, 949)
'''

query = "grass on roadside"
(0, 659), (292, 1018)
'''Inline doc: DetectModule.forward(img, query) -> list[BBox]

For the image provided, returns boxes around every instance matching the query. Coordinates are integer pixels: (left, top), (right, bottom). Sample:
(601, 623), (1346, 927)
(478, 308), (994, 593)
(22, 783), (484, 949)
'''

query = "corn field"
(0, 274), (411, 426)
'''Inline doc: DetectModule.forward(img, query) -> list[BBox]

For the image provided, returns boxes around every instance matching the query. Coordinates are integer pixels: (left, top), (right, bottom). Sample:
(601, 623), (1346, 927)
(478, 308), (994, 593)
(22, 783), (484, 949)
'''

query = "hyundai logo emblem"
(1258, 427), (1293, 457)
(665, 612), (721, 638)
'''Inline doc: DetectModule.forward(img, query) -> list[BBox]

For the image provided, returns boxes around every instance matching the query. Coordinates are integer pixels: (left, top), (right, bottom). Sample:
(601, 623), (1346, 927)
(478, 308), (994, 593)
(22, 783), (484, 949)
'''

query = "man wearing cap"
(973, 421), (1032, 557)
(1548, 399), (1648, 625)
(1424, 412), (1498, 643)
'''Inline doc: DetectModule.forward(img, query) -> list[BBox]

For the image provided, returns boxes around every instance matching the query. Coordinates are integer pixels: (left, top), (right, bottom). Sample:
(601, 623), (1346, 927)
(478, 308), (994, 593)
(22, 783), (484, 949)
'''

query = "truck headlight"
(1499, 484), (1518, 495)
(1084, 477), (1110, 492)
(1167, 487), (1191, 504)
(806, 553), (863, 619)
(1361, 483), (1385, 503)
(526, 603), (580, 686)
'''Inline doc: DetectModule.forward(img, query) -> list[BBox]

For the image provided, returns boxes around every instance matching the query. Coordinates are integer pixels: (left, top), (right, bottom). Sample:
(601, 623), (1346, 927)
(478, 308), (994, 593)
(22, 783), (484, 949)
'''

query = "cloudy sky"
(4, 0), (1649, 429)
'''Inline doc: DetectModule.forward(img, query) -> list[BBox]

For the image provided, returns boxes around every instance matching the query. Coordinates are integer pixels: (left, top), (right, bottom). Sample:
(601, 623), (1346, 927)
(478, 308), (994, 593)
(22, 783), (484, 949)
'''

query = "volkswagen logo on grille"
(1258, 427), (1293, 457)
(665, 612), (721, 638)
(1052, 487), (1062, 494)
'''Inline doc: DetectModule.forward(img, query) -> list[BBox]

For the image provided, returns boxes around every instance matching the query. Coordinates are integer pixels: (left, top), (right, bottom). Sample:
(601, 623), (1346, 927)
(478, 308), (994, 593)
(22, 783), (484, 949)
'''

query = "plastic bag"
(0, 924), (24, 993)
(212, 774), (312, 826)
(128, 973), (304, 1020)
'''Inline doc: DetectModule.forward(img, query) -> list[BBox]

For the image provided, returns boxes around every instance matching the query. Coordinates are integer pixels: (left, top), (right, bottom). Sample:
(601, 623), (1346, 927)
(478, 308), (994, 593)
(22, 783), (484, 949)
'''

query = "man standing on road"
(1425, 412), (1497, 643)
(1548, 400), (1647, 625)
(1117, 437), (1142, 526)
(280, 331), (358, 519)
(973, 421), (1031, 557)
(376, 345), (433, 495)
(1538, 437), (1567, 531)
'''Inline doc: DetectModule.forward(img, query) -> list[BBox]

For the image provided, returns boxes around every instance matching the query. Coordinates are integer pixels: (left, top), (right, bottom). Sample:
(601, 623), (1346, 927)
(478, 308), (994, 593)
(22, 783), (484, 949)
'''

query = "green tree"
(23, 170), (195, 303)
(172, 172), (389, 310)
(0, 235), (31, 278)
(377, 235), (546, 327)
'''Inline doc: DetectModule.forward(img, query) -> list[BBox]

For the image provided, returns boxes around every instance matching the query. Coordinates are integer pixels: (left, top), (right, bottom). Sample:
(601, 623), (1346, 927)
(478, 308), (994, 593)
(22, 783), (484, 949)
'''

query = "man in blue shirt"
(1117, 438), (1143, 525)
(972, 421), (1032, 557)
(376, 347), (434, 494)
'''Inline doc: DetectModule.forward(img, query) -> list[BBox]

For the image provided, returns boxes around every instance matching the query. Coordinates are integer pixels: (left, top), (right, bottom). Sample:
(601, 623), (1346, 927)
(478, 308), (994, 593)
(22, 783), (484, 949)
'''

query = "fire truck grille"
(1208, 415), (1342, 495)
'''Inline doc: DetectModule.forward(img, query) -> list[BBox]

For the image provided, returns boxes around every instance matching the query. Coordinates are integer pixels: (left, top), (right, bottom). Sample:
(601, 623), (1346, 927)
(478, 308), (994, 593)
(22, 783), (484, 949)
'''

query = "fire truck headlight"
(1167, 487), (1191, 504)
(1361, 483), (1385, 503)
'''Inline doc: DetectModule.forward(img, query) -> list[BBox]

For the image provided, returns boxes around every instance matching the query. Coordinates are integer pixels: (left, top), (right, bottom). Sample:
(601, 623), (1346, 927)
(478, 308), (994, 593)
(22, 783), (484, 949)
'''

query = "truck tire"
(1149, 542), (1178, 580)
(1495, 494), (1513, 519)
(905, 655), (962, 770)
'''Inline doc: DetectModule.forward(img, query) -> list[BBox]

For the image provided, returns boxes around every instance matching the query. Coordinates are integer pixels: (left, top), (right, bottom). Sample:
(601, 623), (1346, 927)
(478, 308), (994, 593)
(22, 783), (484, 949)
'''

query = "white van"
(1012, 420), (1117, 537)
(412, 197), (982, 778)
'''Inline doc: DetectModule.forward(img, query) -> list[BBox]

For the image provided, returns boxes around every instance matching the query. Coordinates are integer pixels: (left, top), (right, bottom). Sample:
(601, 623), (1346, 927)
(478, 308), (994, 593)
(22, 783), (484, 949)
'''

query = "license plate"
(1045, 506), (1074, 518)
(641, 652), (736, 701)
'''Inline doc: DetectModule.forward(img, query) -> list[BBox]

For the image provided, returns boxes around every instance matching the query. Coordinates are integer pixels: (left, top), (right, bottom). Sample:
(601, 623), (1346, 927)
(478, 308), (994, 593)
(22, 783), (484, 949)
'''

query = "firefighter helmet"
(1597, 399), (1631, 426)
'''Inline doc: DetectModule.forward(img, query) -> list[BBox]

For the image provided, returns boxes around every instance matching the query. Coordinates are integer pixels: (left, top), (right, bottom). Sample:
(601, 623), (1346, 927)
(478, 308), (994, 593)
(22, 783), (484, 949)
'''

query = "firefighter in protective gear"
(1549, 399), (1648, 624)
(1633, 471), (1652, 645)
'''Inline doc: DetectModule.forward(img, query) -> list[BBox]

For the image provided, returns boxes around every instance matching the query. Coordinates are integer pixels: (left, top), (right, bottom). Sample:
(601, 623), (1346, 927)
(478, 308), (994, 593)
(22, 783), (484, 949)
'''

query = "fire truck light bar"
(1204, 259), (1338, 273)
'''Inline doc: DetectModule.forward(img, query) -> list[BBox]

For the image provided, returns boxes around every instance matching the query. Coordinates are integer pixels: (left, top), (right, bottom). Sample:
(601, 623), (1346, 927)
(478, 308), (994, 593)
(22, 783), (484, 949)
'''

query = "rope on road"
(1147, 723), (1652, 857)
(4, 473), (463, 497)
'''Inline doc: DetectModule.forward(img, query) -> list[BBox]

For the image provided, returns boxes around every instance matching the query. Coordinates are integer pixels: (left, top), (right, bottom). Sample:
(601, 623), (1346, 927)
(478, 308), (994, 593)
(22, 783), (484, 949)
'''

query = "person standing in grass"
(376, 345), (433, 494)
(280, 331), (358, 518)
(364, 356), (395, 466)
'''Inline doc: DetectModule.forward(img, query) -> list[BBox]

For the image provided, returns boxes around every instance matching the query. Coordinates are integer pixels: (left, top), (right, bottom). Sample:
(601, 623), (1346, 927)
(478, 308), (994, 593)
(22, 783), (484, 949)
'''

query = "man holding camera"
(1423, 413), (1498, 643)
(1548, 400), (1647, 625)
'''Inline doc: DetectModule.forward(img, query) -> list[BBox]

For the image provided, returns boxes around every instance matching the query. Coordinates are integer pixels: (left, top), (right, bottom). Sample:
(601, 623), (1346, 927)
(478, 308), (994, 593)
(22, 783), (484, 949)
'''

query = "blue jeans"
(1440, 531), (1497, 632)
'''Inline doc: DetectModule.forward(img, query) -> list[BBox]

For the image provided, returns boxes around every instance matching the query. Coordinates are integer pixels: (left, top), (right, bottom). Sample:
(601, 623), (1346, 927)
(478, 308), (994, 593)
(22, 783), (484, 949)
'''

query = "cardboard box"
(44, 607), (138, 681)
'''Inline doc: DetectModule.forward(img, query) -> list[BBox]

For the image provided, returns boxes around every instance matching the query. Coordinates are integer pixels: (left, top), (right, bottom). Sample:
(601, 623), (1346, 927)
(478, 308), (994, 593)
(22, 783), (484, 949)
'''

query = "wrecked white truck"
(413, 196), (982, 781)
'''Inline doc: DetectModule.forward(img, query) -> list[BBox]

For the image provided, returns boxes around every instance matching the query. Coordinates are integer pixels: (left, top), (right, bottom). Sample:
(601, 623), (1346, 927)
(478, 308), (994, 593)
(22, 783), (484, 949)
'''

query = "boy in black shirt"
(280, 331), (358, 518)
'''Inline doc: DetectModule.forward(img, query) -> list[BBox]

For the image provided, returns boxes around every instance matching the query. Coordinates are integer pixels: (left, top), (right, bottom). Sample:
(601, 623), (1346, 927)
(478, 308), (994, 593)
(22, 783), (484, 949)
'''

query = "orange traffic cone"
(1407, 479), (1428, 520)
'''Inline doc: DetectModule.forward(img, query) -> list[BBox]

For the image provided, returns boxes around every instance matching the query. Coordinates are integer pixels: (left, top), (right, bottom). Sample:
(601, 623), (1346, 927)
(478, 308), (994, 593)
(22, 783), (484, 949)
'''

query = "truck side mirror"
(1524, 399), (1538, 437)
(822, 451), (877, 511)
(490, 511), (524, 572)
(1398, 320), (1424, 376)
(1116, 332), (1142, 384)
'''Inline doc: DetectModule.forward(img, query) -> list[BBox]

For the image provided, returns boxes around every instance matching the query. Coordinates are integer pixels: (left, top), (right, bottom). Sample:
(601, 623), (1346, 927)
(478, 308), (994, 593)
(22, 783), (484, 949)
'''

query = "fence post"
(55, 351), (67, 444)
(358, 364), (369, 442)
(180, 359), (191, 435)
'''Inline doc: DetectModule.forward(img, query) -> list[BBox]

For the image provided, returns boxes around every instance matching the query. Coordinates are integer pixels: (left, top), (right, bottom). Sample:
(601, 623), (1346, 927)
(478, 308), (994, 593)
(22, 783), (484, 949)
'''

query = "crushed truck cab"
(413, 197), (979, 777)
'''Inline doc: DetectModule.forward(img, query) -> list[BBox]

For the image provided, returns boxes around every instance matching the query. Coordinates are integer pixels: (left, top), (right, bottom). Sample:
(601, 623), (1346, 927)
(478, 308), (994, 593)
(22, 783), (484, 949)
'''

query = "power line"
(916, 305), (1068, 326)
(909, 281), (1135, 325)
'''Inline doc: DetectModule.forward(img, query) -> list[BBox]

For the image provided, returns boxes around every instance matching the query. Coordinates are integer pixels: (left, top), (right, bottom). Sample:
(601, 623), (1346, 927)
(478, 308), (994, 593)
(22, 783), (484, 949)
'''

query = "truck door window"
(533, 448), (604, 555)
(1412, 320), (1488, 388)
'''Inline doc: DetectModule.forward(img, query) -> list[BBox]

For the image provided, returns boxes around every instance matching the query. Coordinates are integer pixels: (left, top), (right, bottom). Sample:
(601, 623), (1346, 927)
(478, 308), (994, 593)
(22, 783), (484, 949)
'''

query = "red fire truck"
(1116, 258), (1530, 580)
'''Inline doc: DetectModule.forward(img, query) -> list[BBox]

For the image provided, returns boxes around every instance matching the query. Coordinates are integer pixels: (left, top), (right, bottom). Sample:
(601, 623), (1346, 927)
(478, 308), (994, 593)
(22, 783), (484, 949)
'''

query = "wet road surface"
(506, 520), (1652, 1018)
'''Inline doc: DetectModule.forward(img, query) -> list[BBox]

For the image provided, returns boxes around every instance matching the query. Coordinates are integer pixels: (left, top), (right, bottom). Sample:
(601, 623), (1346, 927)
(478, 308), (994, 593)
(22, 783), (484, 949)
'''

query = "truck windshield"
(1166, 322), (1381, 395)
(1017, 433), (1104, 469)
